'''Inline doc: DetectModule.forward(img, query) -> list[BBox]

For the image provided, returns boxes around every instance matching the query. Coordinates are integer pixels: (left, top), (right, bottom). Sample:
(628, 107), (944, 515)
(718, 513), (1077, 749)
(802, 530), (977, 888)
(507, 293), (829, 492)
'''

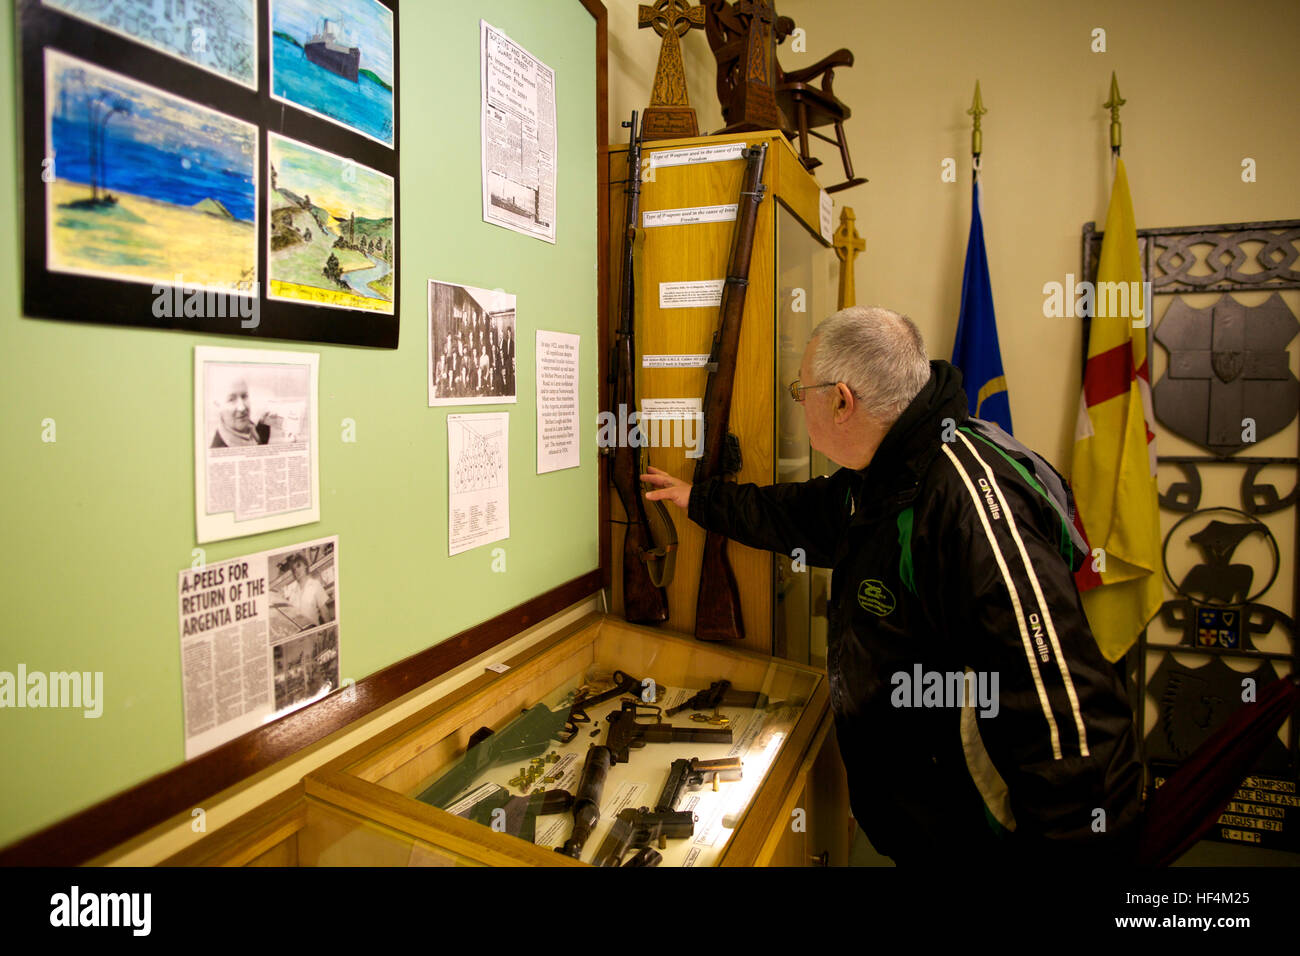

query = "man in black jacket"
(642, 305), (1142, 865)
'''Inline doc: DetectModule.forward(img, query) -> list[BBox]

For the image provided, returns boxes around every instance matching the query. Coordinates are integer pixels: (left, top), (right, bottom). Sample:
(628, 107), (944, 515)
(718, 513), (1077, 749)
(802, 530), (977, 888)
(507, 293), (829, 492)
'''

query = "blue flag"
(951, 180), (1013, 433)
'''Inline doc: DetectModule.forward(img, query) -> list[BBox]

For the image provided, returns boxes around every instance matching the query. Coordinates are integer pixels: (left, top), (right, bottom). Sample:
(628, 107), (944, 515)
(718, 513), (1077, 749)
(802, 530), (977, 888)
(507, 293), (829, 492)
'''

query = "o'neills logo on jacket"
(977, 477), (1002, 520)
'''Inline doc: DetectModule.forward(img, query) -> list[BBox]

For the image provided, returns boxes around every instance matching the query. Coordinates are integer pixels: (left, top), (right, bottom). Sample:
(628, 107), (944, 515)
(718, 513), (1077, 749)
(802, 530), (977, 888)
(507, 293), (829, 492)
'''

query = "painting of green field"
(268, 134), (395, 314)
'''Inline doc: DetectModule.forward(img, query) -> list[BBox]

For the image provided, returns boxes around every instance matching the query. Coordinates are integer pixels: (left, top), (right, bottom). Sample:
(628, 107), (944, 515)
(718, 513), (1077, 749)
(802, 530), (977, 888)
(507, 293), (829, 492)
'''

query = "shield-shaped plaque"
(1153, 293), (1299, 454)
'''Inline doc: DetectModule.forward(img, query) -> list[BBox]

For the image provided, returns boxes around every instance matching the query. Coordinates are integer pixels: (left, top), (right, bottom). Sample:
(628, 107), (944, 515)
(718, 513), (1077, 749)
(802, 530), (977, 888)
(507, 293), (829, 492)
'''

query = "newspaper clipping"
(195, 346), (320, 543)
(179, 536), (340, 759)
(480, 20), (557, 243)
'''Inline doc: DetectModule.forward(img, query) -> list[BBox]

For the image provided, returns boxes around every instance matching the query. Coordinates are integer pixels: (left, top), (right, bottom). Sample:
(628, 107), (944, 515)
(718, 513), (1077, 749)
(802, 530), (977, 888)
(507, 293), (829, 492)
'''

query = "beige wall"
(607, 0), (1300, 468)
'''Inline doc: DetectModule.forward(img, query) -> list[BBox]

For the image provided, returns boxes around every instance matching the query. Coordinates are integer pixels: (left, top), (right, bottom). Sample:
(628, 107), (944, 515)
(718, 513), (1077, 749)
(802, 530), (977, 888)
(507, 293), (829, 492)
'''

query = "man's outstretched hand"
(641, 466), (691, 509)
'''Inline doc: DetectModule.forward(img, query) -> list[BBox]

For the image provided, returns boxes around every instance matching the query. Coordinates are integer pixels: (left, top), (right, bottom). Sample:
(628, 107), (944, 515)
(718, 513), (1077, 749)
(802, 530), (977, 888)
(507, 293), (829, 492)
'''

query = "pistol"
(604, 700), (733, 764)
(623, 846), (662, 867)
(656, 756), (744, 812)
(591, 806), (697, 867)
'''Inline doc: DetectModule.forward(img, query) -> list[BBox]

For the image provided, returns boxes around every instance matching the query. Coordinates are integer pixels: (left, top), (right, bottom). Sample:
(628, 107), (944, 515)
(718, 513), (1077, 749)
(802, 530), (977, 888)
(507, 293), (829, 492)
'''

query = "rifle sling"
(640, 497), (678, 589)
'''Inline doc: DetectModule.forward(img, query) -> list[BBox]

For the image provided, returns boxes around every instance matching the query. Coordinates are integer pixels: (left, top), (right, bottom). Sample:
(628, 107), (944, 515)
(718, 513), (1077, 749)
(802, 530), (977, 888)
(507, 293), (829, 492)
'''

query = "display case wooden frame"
(297, 613), (846, 866)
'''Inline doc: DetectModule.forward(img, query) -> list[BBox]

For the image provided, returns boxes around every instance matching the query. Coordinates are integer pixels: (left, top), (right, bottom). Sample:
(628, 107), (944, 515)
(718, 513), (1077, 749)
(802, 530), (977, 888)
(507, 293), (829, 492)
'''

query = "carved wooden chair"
(775, 43), (867, 193)
(703, 1), (866, 193)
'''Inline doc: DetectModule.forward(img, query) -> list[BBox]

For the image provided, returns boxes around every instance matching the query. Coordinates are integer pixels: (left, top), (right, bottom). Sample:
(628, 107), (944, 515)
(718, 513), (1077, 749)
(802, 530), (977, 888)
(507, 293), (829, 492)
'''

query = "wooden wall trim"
(587, 0), (612, 591)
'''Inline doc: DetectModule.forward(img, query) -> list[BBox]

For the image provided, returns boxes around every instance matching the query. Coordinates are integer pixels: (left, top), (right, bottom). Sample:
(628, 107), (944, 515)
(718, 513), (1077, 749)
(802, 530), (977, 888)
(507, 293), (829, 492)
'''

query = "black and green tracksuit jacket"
(688, 360), (1142, 865)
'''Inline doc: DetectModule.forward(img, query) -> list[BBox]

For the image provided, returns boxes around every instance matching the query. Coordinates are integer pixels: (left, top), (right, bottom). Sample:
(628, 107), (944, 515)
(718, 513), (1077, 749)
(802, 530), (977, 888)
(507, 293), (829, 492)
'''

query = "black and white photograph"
(272, 625), (340, 713)
(266, 541), (337, 641)
(428, 279), (517, 406)
(204, 360), (311, 449)
(194, 346), (320, 543)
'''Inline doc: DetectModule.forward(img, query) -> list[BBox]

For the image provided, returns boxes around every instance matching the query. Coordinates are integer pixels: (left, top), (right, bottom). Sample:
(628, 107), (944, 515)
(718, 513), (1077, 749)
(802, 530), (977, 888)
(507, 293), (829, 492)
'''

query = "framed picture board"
(19, 0), (402, 348)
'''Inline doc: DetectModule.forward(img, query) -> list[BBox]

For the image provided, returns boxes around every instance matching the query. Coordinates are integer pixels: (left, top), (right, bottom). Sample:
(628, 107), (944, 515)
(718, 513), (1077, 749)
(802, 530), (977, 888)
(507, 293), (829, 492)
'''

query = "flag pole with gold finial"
(1103, 71), (1124, 171)
(967, 80), (986, 180)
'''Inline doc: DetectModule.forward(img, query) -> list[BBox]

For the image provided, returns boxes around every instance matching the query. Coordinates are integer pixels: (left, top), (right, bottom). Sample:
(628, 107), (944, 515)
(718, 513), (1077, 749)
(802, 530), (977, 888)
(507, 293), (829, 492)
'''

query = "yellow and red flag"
(1071, 158), (1162, 662)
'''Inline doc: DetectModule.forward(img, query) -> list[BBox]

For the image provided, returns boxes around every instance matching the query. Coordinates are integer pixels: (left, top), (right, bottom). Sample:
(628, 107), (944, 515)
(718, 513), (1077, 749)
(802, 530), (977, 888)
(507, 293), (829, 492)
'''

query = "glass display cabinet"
(166, 614), (849, 866)
(607, 130), (837, 664)
(300, 614), (846, 866)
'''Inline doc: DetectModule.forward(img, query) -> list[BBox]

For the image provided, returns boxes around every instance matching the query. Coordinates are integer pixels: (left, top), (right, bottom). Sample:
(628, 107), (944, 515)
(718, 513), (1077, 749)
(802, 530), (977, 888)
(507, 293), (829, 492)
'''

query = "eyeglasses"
(788, 379), (841, 403)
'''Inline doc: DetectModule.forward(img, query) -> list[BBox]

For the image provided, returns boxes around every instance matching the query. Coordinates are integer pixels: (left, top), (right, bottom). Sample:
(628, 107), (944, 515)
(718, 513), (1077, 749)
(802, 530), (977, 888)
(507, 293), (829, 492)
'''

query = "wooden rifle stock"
(693, 143), (769, 642)
(609, 112), (671, 624)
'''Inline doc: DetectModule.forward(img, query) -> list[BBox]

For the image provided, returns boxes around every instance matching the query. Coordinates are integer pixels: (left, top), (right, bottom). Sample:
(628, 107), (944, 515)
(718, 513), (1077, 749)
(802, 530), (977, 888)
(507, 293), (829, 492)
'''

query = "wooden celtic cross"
(639, 0), (706, 140)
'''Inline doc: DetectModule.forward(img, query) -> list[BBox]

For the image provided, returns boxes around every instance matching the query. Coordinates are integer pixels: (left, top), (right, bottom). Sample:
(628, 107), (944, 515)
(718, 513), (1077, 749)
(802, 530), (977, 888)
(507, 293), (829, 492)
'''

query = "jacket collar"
(848, 360), (969, 522)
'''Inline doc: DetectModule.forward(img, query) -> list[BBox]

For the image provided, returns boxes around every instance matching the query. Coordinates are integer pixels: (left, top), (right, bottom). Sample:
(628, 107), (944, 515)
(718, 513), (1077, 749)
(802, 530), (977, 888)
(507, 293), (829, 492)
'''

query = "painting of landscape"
(270, 0), (395, 147)
(44, 0), (257, 89)
(44, 49), (257, 291)
(268, 134), (394, 313)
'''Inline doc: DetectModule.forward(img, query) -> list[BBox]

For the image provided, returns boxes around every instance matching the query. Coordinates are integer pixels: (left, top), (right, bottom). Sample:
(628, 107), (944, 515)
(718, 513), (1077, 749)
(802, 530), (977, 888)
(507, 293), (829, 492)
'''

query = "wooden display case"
(169, 613), (850, 866)
(606, 129), (835, 658)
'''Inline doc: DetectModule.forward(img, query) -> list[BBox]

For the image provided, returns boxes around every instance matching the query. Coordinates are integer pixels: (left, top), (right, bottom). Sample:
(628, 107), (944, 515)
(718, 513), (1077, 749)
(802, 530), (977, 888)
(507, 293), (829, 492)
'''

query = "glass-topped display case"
(300, 614), (842, 867)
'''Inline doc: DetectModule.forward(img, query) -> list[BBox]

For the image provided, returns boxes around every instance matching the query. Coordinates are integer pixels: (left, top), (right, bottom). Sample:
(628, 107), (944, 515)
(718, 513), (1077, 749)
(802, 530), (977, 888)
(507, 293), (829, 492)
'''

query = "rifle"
(609, 110), (675, 625)
(604, 699), (733, 764)
(664, 679), (771, 716)
(692, 142), (769, 641)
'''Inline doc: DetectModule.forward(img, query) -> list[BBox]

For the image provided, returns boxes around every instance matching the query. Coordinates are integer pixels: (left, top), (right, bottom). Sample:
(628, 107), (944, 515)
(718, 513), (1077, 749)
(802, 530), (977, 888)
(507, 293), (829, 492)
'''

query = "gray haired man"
(643, 306), (1142, 865)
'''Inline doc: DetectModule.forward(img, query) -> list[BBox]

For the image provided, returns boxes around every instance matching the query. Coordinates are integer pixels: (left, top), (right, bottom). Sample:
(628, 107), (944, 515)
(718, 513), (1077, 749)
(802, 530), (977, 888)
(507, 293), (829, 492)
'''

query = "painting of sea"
(270, 0), (395, 147)
(268, 133), (394, 313)
(44, 49), (257, 291)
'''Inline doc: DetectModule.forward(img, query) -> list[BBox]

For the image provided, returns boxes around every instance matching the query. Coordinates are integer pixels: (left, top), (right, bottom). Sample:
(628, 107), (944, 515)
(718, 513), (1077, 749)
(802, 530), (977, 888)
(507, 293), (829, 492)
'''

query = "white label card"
(641, 398), (703, 420)
(643, 354), (711, 368)
(659, 279), (725, 309)
(648, 142), (747, 168)
(819, 189), (834, 244)
(643, 204), (738, 228)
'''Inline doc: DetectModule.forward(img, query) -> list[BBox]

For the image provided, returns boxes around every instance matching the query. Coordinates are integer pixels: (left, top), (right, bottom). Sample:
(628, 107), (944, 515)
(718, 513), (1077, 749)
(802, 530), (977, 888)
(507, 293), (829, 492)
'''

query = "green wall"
(0, 0), (599, 847)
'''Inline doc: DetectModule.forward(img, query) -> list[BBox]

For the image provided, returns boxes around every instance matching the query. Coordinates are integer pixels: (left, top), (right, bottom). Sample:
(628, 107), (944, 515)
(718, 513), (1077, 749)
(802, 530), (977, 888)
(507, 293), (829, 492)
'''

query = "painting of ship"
(304, 19), (360, 82)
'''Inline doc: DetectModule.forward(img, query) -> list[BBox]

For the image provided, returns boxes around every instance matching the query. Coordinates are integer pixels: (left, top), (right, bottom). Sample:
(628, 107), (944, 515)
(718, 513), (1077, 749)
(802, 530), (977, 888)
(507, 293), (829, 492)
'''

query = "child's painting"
(268, 133), (394, 313)
(44, 49), (257, 291)
(43, 0), (258, 89)
(270, 0), (395, 147)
